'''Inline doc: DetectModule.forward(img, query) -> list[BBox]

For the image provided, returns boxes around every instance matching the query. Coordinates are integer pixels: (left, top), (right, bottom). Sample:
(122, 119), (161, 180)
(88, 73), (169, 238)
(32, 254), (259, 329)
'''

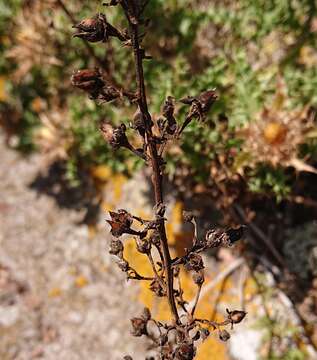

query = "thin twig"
(187, 258), (244, 309)
(148, 251), (165, 289)
(190, 283), (202, 317)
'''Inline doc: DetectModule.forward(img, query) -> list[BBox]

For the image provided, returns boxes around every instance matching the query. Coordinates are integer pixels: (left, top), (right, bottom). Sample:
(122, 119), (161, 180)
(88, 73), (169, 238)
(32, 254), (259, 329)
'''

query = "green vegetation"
(1, 0), (317, 197)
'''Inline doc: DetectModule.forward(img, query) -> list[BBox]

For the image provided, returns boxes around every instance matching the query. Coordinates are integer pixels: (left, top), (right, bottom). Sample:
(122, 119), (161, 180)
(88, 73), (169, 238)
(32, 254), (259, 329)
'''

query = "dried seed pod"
(162, 96), (174, 118)
(182, 210), (194, 222)
(226, 309), (247, 324)
(218, 329), (230, 342)
(109, 238), (124, 256)
(192, 270), (204, 285)
(162, 96), (177, 135)
(71, 69), (104, 96)
(131, 317), (148, 337)
(224, 226), (246, 246)
(174, 343), (195, 360)
(179, 96), (195, 105)
(200, 328), (210, 340)
(205, 228), (225, 248)
(99, 85), (121, 102)
(184, 253), (204, 272)
(132, 107), (146, 138)
(73, 13), (125, 43)
(100, 122), (130, 150)
(197, 90), (218, 114)
(149, 231), (161, 247)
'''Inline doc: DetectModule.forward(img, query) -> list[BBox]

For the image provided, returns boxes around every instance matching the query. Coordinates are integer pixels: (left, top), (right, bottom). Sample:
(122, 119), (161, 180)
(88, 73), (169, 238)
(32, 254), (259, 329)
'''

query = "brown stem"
(123, 3), (179, 323)
(128, 266), (154, 281)
(191, 283), (202, 317)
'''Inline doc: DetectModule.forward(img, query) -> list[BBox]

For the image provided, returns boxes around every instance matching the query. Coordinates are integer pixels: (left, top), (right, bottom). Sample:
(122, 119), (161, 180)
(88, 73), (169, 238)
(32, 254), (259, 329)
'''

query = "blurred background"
(0, 0), (317, 359)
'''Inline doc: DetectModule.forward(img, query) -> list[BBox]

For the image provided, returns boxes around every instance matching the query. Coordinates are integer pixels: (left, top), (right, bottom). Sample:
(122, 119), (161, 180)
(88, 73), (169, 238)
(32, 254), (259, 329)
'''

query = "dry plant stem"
(190, 284), (202, 317)
(126, 12), (179, 324)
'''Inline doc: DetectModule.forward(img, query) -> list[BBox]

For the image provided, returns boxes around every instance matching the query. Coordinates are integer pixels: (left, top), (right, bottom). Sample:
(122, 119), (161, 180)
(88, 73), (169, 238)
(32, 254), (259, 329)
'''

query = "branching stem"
(123, 4), (179, 324)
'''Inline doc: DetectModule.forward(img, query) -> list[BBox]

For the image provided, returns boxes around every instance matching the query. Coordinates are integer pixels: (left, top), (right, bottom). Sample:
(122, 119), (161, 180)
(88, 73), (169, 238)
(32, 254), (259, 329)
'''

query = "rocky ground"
(1, 133), (316, 360)
(0, 135), (145, 360)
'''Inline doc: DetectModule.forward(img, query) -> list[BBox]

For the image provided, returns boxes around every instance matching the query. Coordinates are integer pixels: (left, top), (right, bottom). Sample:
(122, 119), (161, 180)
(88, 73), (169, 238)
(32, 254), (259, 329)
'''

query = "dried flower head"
(107, 210), (133, 237)
(226, 309), (247, 324)
(242, 80), (315, 171)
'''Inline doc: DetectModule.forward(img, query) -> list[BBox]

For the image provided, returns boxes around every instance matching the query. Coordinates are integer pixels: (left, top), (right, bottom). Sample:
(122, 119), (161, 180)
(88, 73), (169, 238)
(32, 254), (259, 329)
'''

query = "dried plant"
(70, 1), (246, 358)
